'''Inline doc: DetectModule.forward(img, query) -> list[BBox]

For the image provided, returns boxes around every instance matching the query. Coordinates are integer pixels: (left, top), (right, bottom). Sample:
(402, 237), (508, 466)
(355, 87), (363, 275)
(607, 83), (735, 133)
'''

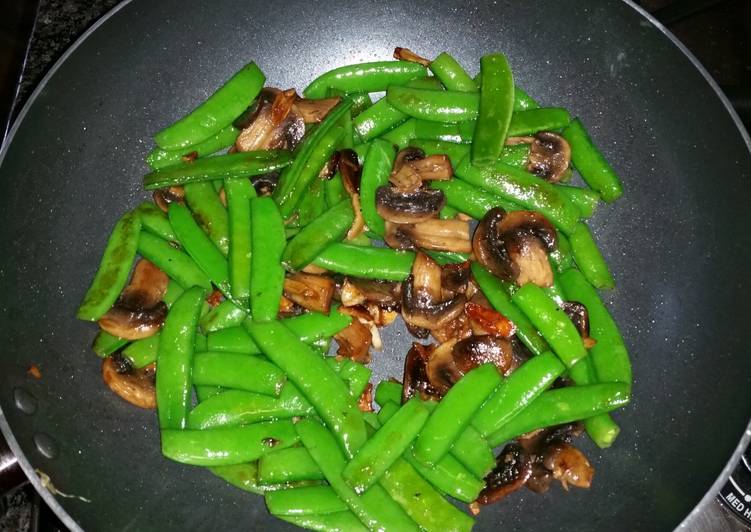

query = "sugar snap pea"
(122, 334), (160, 368)
(134, 202), (176, 242)
(183, 181), (230, 255)
(387, 86), (479, 123)
(555, 184), (600, 218)
(312, 243), (415, 281)
(472, 53), (515, 166)
(266, 485), (349, 516)
(569, 222), (615, 289)
(209, 462), (265, 495)
(147, 125), (238, 170)
(431, 178), (519, 219)
(137, 232), (211, 289)
(192, 351), (285, 396)
(258, 447), (325, 484)
(507, 107), (571, 136)
(304, 61), (427, 99)
(374, 380), (403, 407)
(359, 139), (396, 237)
(200, 299), (247, 333)
(188, 389), (311, 429)
(250, 197), (286, 322)
(224, 177), (256, 307)
(279, 511), (367, 532)
(429, 52), (477, 92)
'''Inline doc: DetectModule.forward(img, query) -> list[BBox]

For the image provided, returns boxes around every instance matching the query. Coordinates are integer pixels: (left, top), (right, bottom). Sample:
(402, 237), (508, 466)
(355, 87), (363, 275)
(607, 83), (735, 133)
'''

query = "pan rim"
(0, 0), (748, 530)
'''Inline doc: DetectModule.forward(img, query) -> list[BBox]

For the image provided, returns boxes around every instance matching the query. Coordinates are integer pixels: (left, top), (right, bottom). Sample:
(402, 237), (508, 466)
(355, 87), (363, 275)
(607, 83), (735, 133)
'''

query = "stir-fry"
(77, 48), (631, 531)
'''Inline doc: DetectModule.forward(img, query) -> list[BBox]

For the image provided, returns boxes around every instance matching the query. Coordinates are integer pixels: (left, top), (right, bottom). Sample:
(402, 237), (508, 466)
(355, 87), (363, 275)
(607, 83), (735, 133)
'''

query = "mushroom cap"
(527, 131), (571, 183)
(102, 354), (156, 409)
(376, 186), (445, 224)
(473, 207), (557, 287)
(476, 443), (533, 505)
(402, 342), (441, 402)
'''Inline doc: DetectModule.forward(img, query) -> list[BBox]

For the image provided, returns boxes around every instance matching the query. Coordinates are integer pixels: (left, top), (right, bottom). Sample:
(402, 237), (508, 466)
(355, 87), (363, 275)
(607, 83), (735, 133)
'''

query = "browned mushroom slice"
(102, 353), (156, 409)
(334, 308), (372, 364)
(465, 302), (516, 338)
(153, 186), (185, 213)
(393, 47), (431, 66)
(347, 193), (366, 240)
(384, 221), (417, 251)
(472, 207), (558, 287)
(318, 152), (341, 180)
(390, 148), (453, 193)
(560, 301), (597, 349)
(252, 172), (280, 196)
(430, 312), (471, 344)
(401, 253), (465, 330)
(338, 149), (362, 194)
(397, 219), (472, 253)
(527, 132), (571, 183)
(294, 97), (341, 124)
(236, 88), (305, 152)
(278, 295), (304, 318)
(505, 136), (535, 146)
(409, 155), (453, 182)
(98, 260), (169, 340)
(453, 335), (514, 376)
(342, 278), (400, 310)
(474, 443), (533, 508)
(424, 338), (461, 395)
(357, 383), (375, 412)
(542, 442), (594, 490)
(283, 272), (335, 314)
(440, 261), (471, 297)
(376, 187), (445, 224)
(402, 342), (441, 402)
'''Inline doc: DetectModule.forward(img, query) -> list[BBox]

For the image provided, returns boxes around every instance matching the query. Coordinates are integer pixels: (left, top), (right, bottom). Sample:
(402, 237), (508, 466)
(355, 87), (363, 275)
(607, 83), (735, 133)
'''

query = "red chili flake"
(27, 364), (42, 380)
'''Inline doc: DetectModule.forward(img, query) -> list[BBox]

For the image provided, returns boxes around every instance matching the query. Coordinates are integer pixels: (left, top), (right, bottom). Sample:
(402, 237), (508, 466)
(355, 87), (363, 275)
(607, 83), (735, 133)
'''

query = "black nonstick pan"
(1, 0), (750, 530)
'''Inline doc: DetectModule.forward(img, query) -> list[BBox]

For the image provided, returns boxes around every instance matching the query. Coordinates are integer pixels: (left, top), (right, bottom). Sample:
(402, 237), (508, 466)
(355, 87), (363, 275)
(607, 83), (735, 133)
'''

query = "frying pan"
(1, 0), (750, 530)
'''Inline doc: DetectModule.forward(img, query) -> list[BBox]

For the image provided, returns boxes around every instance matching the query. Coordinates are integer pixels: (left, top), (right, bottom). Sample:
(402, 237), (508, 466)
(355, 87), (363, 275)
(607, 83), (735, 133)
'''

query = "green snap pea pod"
(408, 139), (470, 168)
(282, 199), (354, 271)
(507, 107), (571, 136)
(134, 202), (177, 241)
(386, 86), (478, 123)
(374, 380), (402, 407)
(168, 203), (230, 295)
(430, 179), (519, 219)
(155, 62), (265, 150)
(144, 150), (291, 190)
(200, 299), (247, 333)
(514, 86), (540, 111)
(248, 321), (367, 457)
(207, 325), (261, 354)
(295, 419), (420, 531)
(378, 118), (416, 147)
(567, 357), (621, 448)
(555, 184), (600, 219)
(406, 77), (445, 90)
(324, 172), (347, 208)
(348, 92), (373, 117)
(77, 212), (141, 321)
(487, 383), (631, 446)
(161, 421), (298, 466)
(274, 99), (352, 214)
(471, 263), (549, 356)
(211, 179), (224, 193)
(209, 462), (265, 495)
(342, 398), (429, 493)
(455, 157), (579, 234)
(568, 222), (615, 289)
(359, 139), (396, 237)
(250, 197), (286, 322)
(122, 334), (160, 367)
(304, 61), (427, 99)
(472, 53), (515, 166)
(279, 125), (344, 217)
(147, 125), (239, 170)
(183, 181), (230, 255)
(156, 286), (206, 429)
(224, 177), (256, 307)
(137, 232), (211, 289)
(511, 283), (587, 368)
(412, 119), (472, 144)
(450, 425), (495, 478)
(194, 332), (208, 351)
(425, 250), (470, 266)
(337, 360), (372, 399)
(313, 243), (415, 281)
(258, 447), (325, 484)
(379, 456), (474, 532)
(195, 385), (223, 402)
(192, 351), (285, 396)
(545, 275), (567, 306)
(353, 97), (409, 142)
(188, 389), (312, 430)
(429, 52), (477, 92)
(378, 402), (484, 503)
(266, 485), (349, 516)
(280, 511), (367, 532)
(562, 118), (623, 202)
(500, 143), (530, 169)
(549, 230), (574, 272)
(414, 364), (501, 465)
(471, 351), (566, 437)
(283, 309), (352, 342)
(296, 177), (327, 227)
(558, 269), (631, 384)
(347, 232), (372, 247)
(440, 205), (459, 219)
(92, 331), (128, 357)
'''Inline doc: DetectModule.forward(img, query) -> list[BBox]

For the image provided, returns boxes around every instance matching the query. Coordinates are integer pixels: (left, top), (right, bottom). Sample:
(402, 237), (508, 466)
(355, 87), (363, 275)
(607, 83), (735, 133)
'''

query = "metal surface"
(0, 0), (750, 530)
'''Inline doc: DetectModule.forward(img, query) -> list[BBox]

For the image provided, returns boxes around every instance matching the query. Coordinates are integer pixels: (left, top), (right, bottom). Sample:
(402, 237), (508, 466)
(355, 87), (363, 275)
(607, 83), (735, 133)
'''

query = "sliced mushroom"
(393, 47), (431, 66)
(98, 260), (168, 340)
(384, 221), (417, 251)
(394, 219), (472, 253)
(341, 278), (400, 310)
(235, 88), (305, 152)
(283, 272), (335, 314)
(542, 442), (594, 490)
(278, 294), (304, 318)
(334, 306), (372, 364)
(390, 148), (452, 192)
(405, 322), (431, 340)
(338, 149), (362, 194)
(424, 338), (460, 395)
(465, 301), (516, 338)
(153, 186), (185, 213)
(376, 187), (445, 224)
(560, 301), (597, 349)
(294, 97), (341, 124)
(402, 342), (441, 402)
(426, 334), (513, 392)
(440, 261), (471, 297)
(472, 207), (557, 287)
(474, 443), (533, 507)
(430, 312), (471, 344)
(347, 192), (366, 240)
(252, 172), (280, 196)
(102, 353), (156, 409)
(527, 132), (571, 183)
(401, 253), (466, 330)
(357, 383), (375, 413)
